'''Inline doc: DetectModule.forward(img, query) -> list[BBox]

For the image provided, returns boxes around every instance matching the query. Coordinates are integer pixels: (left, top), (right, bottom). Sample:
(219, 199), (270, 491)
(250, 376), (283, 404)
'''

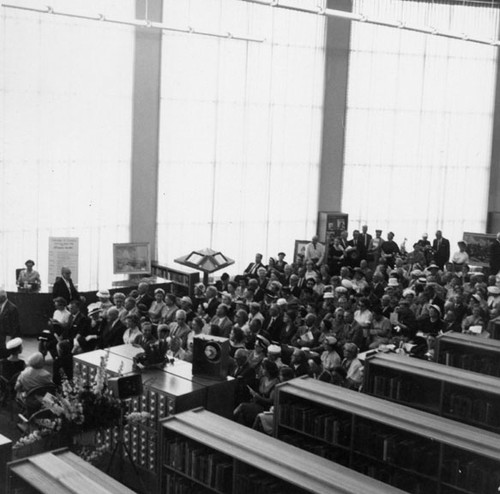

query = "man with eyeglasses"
(168, 309), (192, 349)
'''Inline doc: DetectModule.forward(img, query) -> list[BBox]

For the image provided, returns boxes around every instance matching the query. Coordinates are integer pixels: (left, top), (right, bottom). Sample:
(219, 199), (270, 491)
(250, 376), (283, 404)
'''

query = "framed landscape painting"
(113, 242), (151, 275)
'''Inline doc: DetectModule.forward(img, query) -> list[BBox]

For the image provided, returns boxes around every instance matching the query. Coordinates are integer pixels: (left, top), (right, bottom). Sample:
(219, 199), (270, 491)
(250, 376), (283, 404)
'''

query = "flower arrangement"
(14, 350), (124, 454)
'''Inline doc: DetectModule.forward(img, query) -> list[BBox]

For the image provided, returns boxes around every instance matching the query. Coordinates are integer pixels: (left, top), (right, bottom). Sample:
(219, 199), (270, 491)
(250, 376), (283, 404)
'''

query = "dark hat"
(25, 259), (35, 266)
(278, 252), (286, 257)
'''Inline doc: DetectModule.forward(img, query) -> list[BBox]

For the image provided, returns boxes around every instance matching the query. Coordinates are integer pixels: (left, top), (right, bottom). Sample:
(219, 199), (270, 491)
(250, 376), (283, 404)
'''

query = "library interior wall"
(129, 0), (500, 262)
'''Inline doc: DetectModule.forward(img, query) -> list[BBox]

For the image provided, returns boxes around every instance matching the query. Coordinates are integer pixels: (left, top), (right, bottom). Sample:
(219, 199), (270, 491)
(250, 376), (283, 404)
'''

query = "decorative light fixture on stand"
(174, 248), (235, 286)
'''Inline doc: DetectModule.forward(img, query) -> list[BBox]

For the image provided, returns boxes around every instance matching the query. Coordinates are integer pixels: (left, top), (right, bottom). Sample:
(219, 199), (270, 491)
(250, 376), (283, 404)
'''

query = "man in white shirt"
(304, 235), (325, 267)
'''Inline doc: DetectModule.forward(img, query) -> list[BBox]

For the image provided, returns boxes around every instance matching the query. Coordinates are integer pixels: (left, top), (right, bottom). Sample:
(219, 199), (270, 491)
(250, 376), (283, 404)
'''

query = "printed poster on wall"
(48, 237), (79, 285)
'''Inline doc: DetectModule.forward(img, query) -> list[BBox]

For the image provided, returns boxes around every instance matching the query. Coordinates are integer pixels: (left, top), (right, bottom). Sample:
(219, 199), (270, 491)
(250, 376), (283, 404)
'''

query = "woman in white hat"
(1, 338), (25, 381)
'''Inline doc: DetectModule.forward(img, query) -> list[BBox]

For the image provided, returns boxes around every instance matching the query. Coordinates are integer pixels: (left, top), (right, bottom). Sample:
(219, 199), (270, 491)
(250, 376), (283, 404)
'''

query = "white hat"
(388, 278), (399, 287)
(6, 337), (22, 350)
(488, 286), (500, 295)
(325, 336), (338, 346)
(341, 279), (353, 290)
(276, 298), (288, 306)
(96, 288), (110, 298)
(323, 292), (334, 299)
(267, 344), (281, 355)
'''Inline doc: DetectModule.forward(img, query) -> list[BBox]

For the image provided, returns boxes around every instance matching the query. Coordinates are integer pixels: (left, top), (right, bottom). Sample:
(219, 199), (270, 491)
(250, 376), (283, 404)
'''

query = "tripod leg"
(105, 440), (121, 474)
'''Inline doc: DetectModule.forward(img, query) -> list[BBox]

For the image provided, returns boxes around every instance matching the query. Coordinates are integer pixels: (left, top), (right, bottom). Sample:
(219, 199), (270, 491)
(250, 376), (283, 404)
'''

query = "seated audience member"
(320, 336), (341, 373)
(52, 297), (71, 327)
(231, 348), (257, 406)
(291, 349), (310, 377)
(368, 307), (392, 349)
(95, 289), (113, 317)
(210, 304), (233, 338)
(234, 358), (280, 427)
(123, 314), (142, 344)
(279, 310), (297, 346)
(1, 338), (26, 381)
(98, 307), (126, 349)
(253, 366), (295, 435)
(451, 241), (469, 272)
(15, 352), (53, 400)
(192, 283), (207, 312)
(418, 304), (445, 337)
(304, 235), (325, 268)
(52, 340), (73, 387)
(169, 310), (192, 349)
(229, 327), (246, 357)
(148, 288), (168, 325)
(266, 344), (285, 369)
(73, 306), (101, 354)
(136, 321), (157, 347)
(112, 292), (127, 320)
(135, 282), (154, 310)
(180, 296), (196, 323)
(166, 336), (187, 360)
(341, 343), (363, 390)
(244, 253), (265, 279)
(331, 366), (348, 387)
(293, 314), (319, 349)
(247, 335), (268, 371)
(204, 286), (220, 318)
(123, 296), (140, 321)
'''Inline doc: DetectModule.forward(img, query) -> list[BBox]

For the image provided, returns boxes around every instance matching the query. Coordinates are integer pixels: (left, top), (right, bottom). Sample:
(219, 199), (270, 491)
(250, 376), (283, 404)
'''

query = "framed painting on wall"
(462, 232), (496, 268)
(113, 242), (151, 275)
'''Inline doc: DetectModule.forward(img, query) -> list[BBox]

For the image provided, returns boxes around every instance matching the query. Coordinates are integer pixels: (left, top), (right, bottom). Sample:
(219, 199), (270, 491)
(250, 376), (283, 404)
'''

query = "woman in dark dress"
(328, 237), (345, 276)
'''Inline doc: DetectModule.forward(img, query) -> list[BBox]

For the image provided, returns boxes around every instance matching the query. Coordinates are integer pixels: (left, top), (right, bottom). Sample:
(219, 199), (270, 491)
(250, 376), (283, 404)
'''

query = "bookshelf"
(363, 352), (500, 433)
(160, 407), (405, 494)
(435, 332), (500, 377)
(151, 262), (200, 297)
(274, 377), (500, 494)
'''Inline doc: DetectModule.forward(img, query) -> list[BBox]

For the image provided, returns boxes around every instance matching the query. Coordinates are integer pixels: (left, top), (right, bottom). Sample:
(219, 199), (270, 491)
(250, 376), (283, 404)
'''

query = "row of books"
(354, 422), (438, 476)
(164, 438), (233, 493)
(442, 457), (500, 494)
(234, 472), (305, 494)
(371, 375), (430, 404)
(439, 351), (500, 377)
(164, 473), (211, 494)
(278, 402), (351, 446)
(352, 459), (437, 494)
(445, 393), (499, 427)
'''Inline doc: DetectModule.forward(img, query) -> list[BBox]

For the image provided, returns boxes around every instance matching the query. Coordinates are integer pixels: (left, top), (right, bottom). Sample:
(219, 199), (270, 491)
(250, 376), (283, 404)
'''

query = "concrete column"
(317, 0), (352, 213)
(130, 0), (163, 259)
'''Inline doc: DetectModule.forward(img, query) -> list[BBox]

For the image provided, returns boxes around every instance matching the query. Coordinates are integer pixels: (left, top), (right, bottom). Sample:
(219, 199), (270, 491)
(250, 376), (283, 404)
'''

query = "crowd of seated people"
(6, 227), (498, 426)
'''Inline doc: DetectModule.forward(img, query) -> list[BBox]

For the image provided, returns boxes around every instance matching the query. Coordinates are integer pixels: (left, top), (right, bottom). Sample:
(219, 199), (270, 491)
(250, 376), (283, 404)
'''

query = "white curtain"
(156, 0), (326, 274)
(0, 0), (135, 290)
(343, 0), (500, 249)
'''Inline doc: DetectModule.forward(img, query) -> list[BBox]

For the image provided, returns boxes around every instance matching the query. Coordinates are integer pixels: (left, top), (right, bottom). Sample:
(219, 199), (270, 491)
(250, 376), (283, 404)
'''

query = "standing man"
(380, 232), (400, 269)
(368, 229), (384, 267)
(432, 230), (450, 270)
(359, 225), (372, 261)
(52, 267), (79, 304)
(0, 289), (20, 358)
(304, 235), (325, 267)
(490, 232), (500, 276)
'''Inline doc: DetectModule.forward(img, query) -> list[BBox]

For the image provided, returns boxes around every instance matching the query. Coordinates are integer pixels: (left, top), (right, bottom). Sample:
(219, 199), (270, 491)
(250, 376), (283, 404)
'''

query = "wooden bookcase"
(363, 352), (500, 433)
(274, 377), (500, 494)
(159, 407), (405, 494)
(435, 332), (500, 377)
(151, 262), (200, 297)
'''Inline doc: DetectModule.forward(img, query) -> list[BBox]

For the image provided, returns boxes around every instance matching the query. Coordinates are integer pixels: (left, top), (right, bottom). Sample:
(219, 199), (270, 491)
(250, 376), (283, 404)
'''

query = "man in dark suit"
(490, 233), (500, 275)
(52, 267), (79, 304)
(65, 299), (90, 350)
(243, 253), (264, 279)
(230, 348), (257, 406)
(432, 230), (450, 270)
(346, 229), (367, 268)
(97, 307), (126, 349)
(135, 282), (154, 310)
(0, 289), (20, 358)
(263, 304), (284, 343)
(359, 225), (372, 261)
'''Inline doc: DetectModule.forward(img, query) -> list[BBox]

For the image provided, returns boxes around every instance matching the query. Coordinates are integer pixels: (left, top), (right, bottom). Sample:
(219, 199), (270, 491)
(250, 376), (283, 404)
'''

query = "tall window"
(0, 0), (135, 289)
(157, 0), (326, 272)
(343, 0), (500, 247)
